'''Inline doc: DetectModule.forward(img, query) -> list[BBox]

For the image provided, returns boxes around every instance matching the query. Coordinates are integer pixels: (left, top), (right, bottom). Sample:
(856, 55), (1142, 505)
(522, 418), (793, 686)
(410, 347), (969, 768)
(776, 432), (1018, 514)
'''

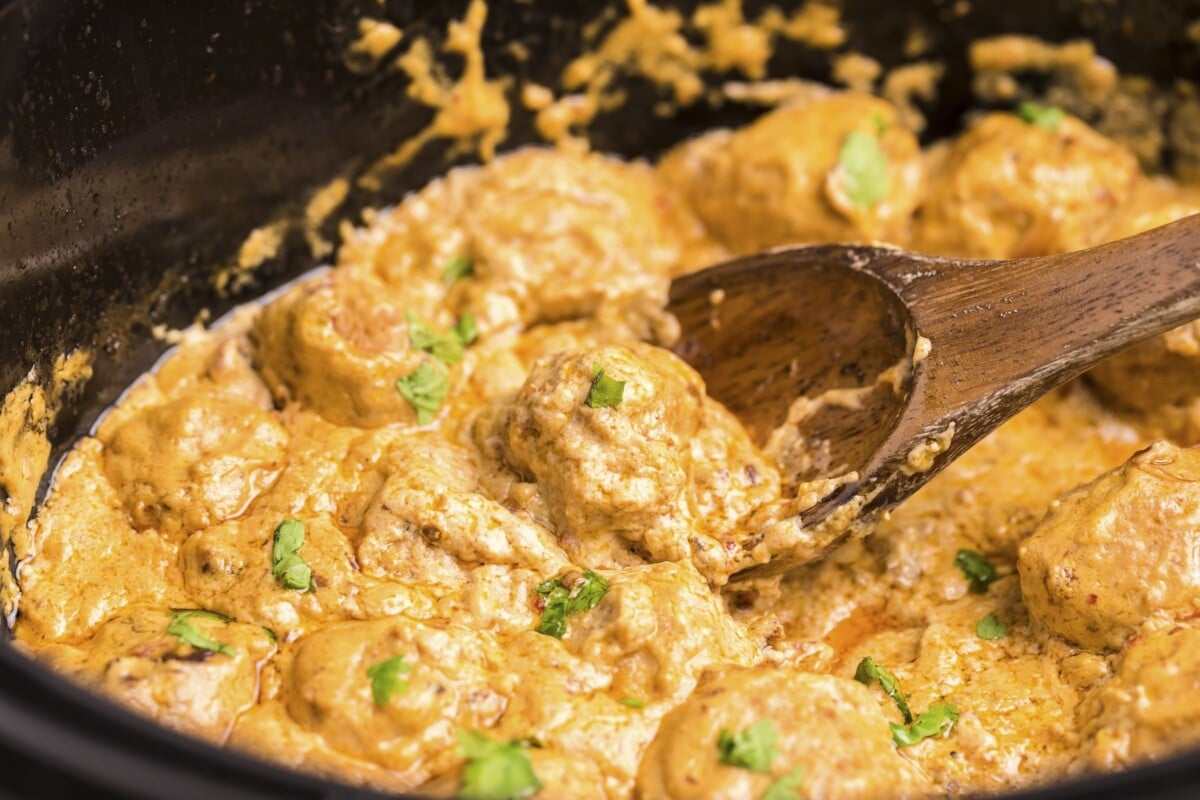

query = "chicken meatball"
(561, 561), (756, 704)
(916, 112), (1139, 258)
(253, 271), (450, 428)
(490, 632), (658, 798)
(1077, 623), (1200, 770)
(343, 147), (718, 337)
(41, 606), (275, 743)
(103, 394), (287, 538)
(1018, 441), (1200, 651)
(637, 665), (932, 800)
(658, 92), (923, 253)
(357, 436), (569, 591)
(181, 511), (402, 638)
(454, 148), (706, 328)
(285, 617), (508, 785)
(489, 344), (703, 567)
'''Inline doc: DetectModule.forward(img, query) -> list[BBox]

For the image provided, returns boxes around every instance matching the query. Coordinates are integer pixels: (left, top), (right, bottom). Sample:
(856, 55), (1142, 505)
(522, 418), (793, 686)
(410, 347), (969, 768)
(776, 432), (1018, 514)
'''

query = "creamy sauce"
(11, 9), (1200, 800)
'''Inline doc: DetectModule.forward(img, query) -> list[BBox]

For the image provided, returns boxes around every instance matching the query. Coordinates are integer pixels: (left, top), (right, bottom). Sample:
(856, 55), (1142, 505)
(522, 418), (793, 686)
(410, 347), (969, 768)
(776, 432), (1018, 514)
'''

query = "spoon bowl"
(669, 215), (1200, 579)
(670, 247), (915, 481)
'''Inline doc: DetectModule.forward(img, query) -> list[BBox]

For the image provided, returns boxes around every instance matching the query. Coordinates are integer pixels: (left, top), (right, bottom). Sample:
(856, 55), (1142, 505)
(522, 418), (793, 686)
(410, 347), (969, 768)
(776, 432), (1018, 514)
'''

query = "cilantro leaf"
(407, 311), (464, 365)
(534, 582), (570, 638)
(442, 254), (474, 284)
(396, 361), (450, 425)
(367, 655), (413, 707)
(838, 130), (890, 209)
(585, 364), (625, 409)
(457, 730), (542, 800)
(762, 766), (805, 800)
(454, 312), (478, 347)
(976, 614), (1008, 640)
(534, 570), (610, 638)
(271, 518), (315, 592)
(954, 548), (998, 594)
(619, 697), (645, 708)
(890, 702), (959, 747)
(1017, 102), (1065, 131)
(854, 656), (913, 724)
(167, 610), (235, 656)
(716, 720), (780, 774)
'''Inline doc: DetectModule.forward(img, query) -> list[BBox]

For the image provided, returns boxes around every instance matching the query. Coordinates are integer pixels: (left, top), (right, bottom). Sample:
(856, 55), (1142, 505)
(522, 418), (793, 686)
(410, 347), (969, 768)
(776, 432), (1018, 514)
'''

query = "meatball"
(41, 607), (275, 742)
(916, 112), (1139, 258)
(488, 633), (657, 798)
(18, 439), (187, 643)
(180, 427), (480, 635)
(252, 271), (441, 428)
(1089, 321), (1200, 415)
(285, 617), (508, 783)
(658, 92), (923, 253)
(636, 665), (931, 800)
(1087, 183), (1200, 421)
(492, 344), (704, 567)
(1018, 441), (1200, 651)
(454, 148), (705, 328)
(561, 561), (756, 704)
(357, 436), (569, 591)
(422, 734), (612, 800)
(342, 147), (718, 336)
(1077, 623), (1200, 770)
(884, 601), (1082, 788)
(103, 394), (287, 538)
(180, 511), (415, 638)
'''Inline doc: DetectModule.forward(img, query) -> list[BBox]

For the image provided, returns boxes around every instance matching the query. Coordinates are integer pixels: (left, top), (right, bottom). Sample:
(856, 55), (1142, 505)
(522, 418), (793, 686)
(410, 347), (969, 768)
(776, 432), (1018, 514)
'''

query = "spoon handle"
(860, 214), (1200, 509)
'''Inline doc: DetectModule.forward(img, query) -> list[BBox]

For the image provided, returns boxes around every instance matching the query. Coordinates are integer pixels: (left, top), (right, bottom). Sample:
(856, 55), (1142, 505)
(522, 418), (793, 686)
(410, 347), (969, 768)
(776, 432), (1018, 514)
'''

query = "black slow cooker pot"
(3, 1), (1200, 798)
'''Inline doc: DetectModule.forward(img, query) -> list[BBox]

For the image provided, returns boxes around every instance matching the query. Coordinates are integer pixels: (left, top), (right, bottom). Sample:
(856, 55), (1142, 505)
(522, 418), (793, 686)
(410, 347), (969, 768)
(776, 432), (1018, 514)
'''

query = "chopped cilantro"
(535, 570), (609, 638)
(585, 364), (625, 409)
(457, 730), (542, 800)
(762, 766), (805, 800)
(954, 548), (998, 594)
(976, 614), (1008, 640)
(890, 702), (959, 747)
(167, 610), (234, 656)
(716, 720), (780, 774)
(442, 254), (474, 284)
(838, 130), (890, 209)
(407, 311), (464, 365)
(854, 656), (913, 724)
(619, 697), (645, 708)
(367, 655), (413, 707)
(271, 518), (315, 592)
(454, 312), (478, 347)
(396, 361), (450, 425)
(1017, 102), (1065, 131)
(871, 112), (889, 134)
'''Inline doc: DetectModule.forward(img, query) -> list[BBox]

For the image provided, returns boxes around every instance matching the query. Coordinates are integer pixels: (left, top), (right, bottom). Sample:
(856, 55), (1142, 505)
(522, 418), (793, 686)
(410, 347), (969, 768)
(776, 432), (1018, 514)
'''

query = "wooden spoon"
(668, 215), (1200, 580)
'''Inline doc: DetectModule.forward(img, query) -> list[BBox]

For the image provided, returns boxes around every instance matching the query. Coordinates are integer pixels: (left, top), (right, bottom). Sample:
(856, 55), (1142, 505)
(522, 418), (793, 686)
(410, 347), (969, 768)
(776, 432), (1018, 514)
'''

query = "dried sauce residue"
(360, 0), (511, 190)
